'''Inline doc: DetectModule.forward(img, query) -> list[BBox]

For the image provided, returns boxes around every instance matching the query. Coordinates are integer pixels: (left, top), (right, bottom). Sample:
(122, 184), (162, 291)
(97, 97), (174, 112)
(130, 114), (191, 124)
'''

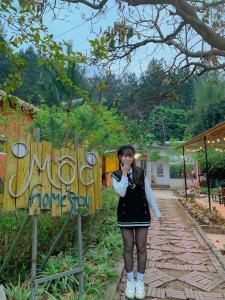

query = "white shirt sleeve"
(111, 174), (128, 197)
(144, 175), (161, 218)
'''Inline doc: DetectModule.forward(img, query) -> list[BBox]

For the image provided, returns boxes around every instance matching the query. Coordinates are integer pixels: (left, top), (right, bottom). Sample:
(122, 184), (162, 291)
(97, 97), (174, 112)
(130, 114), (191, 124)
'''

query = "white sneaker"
(125, 278), (136, 299)
(135, 279), (145, 299)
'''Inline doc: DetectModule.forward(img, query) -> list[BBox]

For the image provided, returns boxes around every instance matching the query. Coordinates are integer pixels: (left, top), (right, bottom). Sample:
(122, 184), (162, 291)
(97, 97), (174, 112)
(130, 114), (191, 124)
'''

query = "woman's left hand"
(157, 217), (163, 225)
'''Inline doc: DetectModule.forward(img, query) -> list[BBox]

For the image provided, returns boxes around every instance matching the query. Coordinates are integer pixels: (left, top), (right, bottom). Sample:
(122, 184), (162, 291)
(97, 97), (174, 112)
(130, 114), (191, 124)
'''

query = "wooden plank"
(94, 152), (102, 210)
(29, 140), (42, 215)
(40, 141), (52, 211)
(85, 153), (95, 216)
(61, 147), (70, 213)
(16, 134), (31, 209)
(69, 149), (79, 195)
(99, 153), (103, 209)
(91, 151), (98, 212)
(77, 147), (87, 199)
(3, 138), (18, 211)
(2, 137), (102, 216)
(51, 148), (62, 217)
(69, 148), (79, 216)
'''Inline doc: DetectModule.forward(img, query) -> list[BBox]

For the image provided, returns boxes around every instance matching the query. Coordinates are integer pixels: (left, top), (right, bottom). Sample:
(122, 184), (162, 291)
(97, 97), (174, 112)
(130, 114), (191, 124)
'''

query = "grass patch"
(1, 189), (123, 299)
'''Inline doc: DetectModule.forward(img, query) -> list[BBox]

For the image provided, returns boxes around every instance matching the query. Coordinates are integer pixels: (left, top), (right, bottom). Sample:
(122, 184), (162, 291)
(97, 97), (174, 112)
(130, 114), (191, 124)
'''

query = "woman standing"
(111, 145), (163, 299)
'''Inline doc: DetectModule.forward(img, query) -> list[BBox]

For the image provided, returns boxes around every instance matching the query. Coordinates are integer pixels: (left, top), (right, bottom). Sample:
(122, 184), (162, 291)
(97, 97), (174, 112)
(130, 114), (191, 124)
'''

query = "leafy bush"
(1, 189), (123, 299)
(39, 252), (79, 295)
(5, 281), (30, 300)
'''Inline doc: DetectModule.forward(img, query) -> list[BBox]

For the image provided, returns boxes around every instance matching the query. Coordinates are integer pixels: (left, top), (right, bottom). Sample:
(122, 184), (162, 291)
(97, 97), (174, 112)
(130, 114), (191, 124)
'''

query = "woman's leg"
(135, 227), (148, 274)
(120, 227), (135, 273)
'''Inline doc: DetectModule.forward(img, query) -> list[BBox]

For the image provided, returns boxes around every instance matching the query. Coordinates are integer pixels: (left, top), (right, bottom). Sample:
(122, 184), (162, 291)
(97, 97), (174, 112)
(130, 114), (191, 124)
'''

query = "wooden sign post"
(0, 129), (102, 299)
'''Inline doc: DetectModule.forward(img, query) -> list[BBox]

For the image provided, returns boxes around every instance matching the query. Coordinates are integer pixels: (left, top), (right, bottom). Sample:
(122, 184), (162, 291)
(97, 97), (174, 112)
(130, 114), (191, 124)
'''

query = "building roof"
(0, 89), (38, 112)
(178, 120), (225, 149)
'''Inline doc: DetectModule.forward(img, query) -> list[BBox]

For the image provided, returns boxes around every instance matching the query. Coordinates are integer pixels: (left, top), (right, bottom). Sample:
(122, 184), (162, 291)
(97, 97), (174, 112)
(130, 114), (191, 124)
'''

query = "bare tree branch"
(54, 0), (225, 76)
(202, 1), (225, 9)
(62, 0), (225, 51)
(61, 0), (108, 9)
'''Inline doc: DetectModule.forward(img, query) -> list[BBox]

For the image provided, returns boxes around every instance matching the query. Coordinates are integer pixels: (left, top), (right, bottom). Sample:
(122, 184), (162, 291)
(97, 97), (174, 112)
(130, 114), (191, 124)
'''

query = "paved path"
(118, 190), (225, 299)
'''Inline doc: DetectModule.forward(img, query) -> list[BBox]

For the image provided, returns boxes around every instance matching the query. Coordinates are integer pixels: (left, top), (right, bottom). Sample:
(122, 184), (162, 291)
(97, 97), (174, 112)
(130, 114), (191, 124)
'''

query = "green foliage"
(30, 104), (68, 147)
(0, 190), (123, 299)
(186, 73), (225, 136)
(89, 37), (108, 61)
(31, 103), (125, 152)
(147, 105), (187, 143)
(170, 164), (183, 178)
(125, 119), (154, 151)
(0, 44), (89, 107)
(90, 59), (195, 121)
(149, 150), (161, 161)
(197, 150), (225, 183)
(0, 143), (4, 153)
(40, 253), (78, 295)
(0, 1), (86, 103)
(5, 280), (31, 300)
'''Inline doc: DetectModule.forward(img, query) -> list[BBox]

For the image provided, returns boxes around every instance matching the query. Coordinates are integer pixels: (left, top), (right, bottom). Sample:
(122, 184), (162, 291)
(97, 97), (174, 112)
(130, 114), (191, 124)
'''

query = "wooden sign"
(3, 137), (102, 216)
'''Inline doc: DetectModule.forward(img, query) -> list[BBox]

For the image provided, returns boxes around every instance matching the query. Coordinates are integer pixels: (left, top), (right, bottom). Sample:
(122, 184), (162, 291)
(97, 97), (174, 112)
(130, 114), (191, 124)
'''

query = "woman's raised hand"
(121, 162), (131, 176)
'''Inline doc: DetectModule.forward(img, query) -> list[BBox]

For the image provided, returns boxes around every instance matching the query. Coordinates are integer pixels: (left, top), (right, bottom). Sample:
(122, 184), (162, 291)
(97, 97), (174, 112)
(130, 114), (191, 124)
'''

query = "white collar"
(128, 167), (132, 175)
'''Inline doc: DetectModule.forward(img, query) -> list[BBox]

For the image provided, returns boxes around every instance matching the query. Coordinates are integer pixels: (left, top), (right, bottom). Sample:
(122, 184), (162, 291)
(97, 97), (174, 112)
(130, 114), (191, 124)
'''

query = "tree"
(138, 59), (171, 119)
(0, 43), (90, 107)
(186, 73), (225, 135)
(125, 118), (155, 151)
(14, 46), (43, 105)
(147, 106), (187, 143)
(32, 103), (127, 153)
(89, 72), (124, 107)
(168, 68), (195, 109)
(197, 151), (225, 185)
(89, 59), (194, 120)
(50, 0), (225, 94)
(0, 1), (86, 100)
(76, 58), (194, 117)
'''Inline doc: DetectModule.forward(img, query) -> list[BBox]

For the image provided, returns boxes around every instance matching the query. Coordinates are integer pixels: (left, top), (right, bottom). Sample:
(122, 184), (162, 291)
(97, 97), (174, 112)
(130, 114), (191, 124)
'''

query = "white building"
(136, 145), (198, 189)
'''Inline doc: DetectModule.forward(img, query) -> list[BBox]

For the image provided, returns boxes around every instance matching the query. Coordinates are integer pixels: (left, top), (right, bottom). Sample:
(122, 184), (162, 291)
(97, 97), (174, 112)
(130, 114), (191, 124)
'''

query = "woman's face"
(120, 150), (134, 166)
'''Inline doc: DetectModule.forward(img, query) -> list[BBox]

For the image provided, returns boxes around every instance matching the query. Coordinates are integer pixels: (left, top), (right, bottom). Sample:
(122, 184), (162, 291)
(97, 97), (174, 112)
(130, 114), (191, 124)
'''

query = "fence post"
(31, 128), (40, 300)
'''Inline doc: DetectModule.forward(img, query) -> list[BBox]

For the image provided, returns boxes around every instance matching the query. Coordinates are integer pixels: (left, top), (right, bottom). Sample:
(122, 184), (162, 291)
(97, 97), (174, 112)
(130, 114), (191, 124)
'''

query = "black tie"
(128, 172), (133, 183)
(127, 172), (136, 189)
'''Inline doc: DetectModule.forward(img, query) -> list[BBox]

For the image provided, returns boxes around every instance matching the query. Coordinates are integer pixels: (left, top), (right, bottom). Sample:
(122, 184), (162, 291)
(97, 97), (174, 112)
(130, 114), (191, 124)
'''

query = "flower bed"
(178, 197), (225, 227)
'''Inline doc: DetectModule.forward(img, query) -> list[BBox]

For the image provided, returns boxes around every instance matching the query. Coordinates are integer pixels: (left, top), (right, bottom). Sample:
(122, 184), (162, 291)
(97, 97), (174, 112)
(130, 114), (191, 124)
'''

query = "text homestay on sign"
(3, 138), (102, 217)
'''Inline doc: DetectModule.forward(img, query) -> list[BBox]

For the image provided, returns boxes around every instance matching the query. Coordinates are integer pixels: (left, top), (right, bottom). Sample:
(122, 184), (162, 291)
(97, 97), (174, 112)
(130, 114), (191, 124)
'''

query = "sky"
(8, 1), (175, 77)
(40, 2), (173, 76)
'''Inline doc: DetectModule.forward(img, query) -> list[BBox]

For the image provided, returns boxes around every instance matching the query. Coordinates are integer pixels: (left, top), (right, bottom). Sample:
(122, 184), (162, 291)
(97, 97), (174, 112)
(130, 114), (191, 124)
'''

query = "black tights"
(120, 227), (148, 274)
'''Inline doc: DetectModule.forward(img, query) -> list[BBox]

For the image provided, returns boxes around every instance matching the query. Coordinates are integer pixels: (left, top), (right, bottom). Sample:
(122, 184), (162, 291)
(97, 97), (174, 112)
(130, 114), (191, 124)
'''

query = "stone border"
(176, 197), (225, 276)
(200, 225), (225, 234)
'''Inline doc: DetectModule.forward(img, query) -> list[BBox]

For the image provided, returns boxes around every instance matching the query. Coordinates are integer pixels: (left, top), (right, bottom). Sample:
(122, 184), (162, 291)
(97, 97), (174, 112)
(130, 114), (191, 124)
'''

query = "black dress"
(111, 166), (151, 228)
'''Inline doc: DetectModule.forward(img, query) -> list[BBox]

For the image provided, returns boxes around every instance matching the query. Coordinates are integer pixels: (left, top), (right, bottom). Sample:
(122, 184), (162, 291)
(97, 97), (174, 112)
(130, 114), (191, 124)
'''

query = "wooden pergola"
(178, 120), (225, 211)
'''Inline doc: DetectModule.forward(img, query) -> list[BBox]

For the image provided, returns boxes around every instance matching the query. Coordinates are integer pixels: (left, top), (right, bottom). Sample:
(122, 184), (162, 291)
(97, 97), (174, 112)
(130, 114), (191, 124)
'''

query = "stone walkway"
(118, 190), (225, 299)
